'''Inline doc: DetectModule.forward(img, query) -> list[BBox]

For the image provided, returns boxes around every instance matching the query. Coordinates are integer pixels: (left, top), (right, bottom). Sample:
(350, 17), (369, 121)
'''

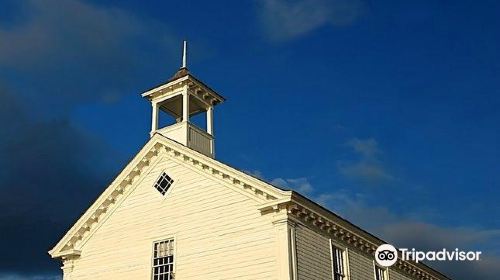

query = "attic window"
(154, 172), (174, 196)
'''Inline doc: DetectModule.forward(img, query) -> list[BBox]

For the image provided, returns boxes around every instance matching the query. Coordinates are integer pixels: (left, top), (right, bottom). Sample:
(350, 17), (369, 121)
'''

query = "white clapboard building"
(49, 43), (449, 280)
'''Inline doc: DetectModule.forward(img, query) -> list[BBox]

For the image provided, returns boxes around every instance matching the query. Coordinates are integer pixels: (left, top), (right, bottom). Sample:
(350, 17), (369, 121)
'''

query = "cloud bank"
(318, 188), (500, 280)
(0, 0), (178, 277)
(0, 0), (177, 109)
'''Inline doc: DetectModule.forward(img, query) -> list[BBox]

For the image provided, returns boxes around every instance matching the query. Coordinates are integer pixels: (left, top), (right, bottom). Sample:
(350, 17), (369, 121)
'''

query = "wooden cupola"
(141, 41), (225, 158)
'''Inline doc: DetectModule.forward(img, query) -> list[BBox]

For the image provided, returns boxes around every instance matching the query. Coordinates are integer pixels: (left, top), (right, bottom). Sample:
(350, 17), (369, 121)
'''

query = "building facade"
(49, 43), (449, 280)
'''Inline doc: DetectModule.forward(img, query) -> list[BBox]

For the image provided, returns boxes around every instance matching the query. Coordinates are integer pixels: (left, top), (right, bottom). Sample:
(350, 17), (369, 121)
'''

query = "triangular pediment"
(49, 134), (289, 258)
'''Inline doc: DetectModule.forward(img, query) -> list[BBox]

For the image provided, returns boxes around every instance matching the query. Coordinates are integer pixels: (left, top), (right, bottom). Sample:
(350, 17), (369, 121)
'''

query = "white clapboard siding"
(69, 155), (278, 280)
(295, 224), (332, 280)
(348, 250), (375, 280)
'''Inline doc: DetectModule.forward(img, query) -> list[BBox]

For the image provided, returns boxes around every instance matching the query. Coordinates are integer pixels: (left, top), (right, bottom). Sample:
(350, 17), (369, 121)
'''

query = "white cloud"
(337, 137), (394, 184)
(315, 193), (336, 206)
(0, 0), (177, 106)
(271, 177), (313, 194)
(243, 170), (265, 179)
(346, 137), (380, 157)
(314, 188), (398, 227)
(258, 0), (365, 41)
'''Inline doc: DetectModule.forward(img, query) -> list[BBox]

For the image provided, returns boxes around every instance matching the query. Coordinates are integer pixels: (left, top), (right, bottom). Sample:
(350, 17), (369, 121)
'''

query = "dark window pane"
(154, 173), (174, 196)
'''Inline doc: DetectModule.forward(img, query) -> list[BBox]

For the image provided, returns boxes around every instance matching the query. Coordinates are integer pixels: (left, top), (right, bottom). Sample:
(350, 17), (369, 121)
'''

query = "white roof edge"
(141, 76), (190, 97)
(141, 75), (225, 103)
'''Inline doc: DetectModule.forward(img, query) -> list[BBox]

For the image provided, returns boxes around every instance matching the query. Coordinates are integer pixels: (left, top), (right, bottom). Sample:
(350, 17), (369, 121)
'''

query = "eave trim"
(259, 196), (451, 280)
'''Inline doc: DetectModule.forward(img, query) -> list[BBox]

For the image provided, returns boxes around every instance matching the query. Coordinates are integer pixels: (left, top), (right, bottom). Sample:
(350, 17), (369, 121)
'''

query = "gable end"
(49, 134), (288, 259)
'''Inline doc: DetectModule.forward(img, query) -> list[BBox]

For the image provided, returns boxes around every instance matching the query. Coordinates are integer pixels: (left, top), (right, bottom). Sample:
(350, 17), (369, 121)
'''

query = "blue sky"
(0, 0), (499, 279)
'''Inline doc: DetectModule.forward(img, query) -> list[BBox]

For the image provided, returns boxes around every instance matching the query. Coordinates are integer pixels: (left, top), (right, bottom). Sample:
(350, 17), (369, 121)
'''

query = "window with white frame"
(375, 265), (386, 280)
(331, 245), (346, 280)
(152, 239), (174, 280)
(154, 172), (174, 196)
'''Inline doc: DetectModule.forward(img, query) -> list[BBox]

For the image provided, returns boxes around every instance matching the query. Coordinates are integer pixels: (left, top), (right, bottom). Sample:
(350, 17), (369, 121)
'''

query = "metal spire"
(182, 40), (187, 68)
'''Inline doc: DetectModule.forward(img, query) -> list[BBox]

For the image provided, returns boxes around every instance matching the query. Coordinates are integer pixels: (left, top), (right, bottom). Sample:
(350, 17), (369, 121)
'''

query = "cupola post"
(207, 106), (214, 135)
(151, 101), (159, 134)
(182, 85), (189, 123)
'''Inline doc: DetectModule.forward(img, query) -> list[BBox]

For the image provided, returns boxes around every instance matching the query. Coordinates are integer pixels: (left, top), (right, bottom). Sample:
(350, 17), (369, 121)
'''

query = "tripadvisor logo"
(375, 244), (482, 267)
(375, 244), (398, 267)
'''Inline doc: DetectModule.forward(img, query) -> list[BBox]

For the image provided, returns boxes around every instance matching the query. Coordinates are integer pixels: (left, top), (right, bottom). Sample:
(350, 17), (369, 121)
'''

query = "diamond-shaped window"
(154, 172), (174, 196)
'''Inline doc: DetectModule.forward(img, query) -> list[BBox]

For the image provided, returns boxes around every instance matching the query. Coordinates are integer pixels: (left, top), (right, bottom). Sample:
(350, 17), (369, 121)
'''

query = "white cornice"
(141, 75), (225, 105)
(141, 76), (189, 98)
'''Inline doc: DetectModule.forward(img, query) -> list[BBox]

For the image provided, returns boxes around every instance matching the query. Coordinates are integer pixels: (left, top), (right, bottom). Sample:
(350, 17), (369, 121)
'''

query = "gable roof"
(49, 133), (289, 258)
(49, 133), (449, 279)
